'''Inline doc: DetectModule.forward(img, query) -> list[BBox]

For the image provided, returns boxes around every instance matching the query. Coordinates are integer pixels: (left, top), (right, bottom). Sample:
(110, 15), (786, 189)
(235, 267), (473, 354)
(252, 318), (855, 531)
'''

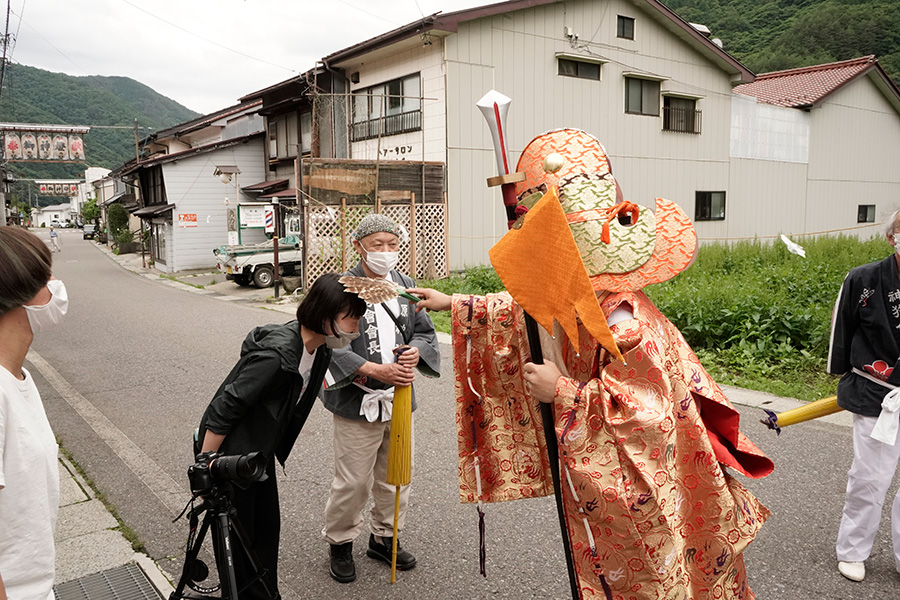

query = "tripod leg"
(170, 513), (213, 600)
(229, 513), (279, 600)
(215, 512), (242, 600)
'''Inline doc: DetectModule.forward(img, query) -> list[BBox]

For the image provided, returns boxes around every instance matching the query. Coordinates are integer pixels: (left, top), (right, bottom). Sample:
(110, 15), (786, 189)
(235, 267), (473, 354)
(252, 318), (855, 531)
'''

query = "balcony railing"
(351, 110), (422, 142)
(662, 106), (702, 134)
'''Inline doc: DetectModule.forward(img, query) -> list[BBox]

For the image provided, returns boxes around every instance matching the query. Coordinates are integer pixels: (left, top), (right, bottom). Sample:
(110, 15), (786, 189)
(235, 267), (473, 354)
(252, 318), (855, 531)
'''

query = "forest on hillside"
(665, 0), (900, 81)
(0, 63), (199, 207)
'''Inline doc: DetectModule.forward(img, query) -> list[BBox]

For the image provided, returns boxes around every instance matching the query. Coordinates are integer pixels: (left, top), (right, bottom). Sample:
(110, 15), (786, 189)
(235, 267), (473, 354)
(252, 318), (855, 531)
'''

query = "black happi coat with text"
(829, 255), (900, 416)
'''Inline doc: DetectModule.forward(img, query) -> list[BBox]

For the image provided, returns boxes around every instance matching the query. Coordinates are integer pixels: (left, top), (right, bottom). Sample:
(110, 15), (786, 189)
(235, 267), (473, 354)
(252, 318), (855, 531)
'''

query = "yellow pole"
(761, 395), (842, 432)
(386, 349), (412, 583)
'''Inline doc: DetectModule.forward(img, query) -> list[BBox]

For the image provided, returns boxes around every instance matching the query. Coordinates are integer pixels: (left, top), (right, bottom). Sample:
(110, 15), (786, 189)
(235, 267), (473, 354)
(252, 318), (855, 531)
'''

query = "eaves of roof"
(150, 100), (263, 141)
(239, 68), (321, 102)
(733, 55), (900, 113)
(322, 0), (753, 82)
(118, 132), (264, 176)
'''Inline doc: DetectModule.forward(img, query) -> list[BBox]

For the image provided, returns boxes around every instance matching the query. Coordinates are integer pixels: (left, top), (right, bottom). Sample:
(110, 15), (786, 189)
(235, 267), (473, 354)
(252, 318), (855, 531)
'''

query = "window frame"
(625, 76), (660, 116)
(351, 73), (422, 142)
(695, 191), (726, 222)
(617, 15), (635, 40)
(858, 204), (876, 223)
(662, 95), (701, 134)
(558, 57), (601, 81)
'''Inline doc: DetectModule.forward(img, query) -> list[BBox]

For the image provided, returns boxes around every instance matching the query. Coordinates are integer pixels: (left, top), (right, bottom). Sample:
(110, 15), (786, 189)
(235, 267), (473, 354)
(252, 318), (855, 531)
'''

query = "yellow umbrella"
(760, 395), (842, 433)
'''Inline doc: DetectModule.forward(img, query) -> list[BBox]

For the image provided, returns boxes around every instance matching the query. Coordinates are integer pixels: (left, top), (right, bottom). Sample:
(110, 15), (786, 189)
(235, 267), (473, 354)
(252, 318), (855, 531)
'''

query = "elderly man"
(828, 209), (900, 583)
(321, 213), (440, 583)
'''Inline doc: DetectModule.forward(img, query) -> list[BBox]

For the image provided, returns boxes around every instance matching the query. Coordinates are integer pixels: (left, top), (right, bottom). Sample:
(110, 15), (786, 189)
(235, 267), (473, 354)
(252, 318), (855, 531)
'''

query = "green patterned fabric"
(558, 173), (656, 275)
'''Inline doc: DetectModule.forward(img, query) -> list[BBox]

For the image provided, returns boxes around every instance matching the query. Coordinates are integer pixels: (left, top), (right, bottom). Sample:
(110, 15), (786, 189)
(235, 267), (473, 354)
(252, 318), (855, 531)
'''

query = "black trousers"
(214, 459), (280, 600)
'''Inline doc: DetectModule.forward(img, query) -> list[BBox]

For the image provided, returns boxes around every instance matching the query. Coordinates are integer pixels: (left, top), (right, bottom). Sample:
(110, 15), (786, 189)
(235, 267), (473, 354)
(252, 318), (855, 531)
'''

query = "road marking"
(26, 349), (189, 516)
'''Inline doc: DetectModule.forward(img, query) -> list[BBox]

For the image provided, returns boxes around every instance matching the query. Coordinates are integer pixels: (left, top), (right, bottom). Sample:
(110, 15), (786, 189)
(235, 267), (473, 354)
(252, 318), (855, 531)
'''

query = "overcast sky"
(7, 0), (487, 116)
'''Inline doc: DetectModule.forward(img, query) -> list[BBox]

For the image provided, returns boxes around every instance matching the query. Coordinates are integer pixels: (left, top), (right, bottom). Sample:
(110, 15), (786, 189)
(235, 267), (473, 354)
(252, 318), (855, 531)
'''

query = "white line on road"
(27, 349), (189, 516)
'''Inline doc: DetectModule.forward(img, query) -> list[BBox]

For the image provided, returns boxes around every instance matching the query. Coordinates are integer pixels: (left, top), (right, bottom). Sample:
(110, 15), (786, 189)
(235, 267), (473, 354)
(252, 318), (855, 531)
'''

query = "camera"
(188, 450), (267, 495)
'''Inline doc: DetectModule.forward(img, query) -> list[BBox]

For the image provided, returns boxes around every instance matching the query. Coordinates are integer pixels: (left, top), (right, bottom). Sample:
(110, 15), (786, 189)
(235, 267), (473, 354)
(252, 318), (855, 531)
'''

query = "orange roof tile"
(733, 55), (876, 108)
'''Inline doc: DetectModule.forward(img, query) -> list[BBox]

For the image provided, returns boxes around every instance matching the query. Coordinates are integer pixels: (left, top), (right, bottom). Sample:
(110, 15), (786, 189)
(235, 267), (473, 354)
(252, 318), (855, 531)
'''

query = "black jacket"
(199, 320), (331, 465)
(829, 255), (900, 416)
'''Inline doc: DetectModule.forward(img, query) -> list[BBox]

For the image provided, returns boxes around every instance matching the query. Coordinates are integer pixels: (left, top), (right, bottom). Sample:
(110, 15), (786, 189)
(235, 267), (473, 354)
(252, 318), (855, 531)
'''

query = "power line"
(118, 0), (298, 73)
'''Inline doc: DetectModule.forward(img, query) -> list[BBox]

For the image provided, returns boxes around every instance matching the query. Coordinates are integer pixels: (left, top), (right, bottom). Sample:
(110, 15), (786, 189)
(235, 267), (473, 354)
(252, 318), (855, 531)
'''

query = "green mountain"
(665, 0), (900, 81)
(0, 63), (200, 205)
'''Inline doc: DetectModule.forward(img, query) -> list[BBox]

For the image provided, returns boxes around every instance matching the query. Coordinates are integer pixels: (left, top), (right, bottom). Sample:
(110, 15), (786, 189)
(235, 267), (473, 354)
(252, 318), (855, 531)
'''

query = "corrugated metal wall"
(161, 139), (266, 271)
(445, 0), (737, 268)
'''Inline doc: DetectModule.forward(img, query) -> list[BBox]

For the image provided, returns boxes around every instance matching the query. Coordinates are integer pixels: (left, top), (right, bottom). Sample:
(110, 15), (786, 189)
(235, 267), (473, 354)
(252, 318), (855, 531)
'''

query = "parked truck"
(213, 235), (303, 288)
(213, 208), (305, 288)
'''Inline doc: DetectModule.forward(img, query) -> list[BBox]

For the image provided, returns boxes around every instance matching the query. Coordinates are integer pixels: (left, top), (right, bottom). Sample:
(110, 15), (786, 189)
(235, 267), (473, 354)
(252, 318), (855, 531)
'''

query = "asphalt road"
(28, 228), (900, 599)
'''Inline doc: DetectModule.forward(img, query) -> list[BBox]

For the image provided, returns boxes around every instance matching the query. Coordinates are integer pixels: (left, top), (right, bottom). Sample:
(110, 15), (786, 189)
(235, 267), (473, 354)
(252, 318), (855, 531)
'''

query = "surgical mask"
(325, 320), (360, 349)
(364, 251), (399, 276)
(24, 279), (68, 334)
(894, 234), (900, 255)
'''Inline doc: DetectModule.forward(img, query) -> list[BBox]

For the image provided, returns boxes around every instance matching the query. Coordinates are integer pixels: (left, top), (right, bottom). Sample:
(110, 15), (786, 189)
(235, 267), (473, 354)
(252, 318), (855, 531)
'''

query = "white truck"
(213, 234), (303, 288)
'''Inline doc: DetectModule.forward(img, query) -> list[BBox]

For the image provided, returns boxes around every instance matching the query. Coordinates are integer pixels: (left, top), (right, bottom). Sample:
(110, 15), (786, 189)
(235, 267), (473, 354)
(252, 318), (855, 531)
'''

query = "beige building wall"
(445, 0), (738, 268)
(805, 76), (900, 237)
(343, 42), (446, 163)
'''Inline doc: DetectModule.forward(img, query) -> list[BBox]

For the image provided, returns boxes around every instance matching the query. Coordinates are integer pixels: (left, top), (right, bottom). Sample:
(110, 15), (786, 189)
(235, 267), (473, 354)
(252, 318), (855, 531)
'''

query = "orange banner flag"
(489, 188), (623, 362)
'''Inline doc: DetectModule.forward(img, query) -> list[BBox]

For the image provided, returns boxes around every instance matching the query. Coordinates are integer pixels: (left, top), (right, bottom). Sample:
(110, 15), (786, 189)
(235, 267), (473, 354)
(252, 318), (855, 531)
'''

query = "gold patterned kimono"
(452, 291), (773, 600)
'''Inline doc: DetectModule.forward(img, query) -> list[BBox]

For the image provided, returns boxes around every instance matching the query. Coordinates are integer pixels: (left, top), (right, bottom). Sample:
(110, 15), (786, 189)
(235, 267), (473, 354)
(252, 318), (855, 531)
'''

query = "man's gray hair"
(886, 209), (900, 237)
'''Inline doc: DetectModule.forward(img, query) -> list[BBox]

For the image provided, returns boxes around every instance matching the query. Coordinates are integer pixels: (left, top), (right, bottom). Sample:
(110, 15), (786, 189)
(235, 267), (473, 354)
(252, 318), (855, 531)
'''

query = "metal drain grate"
(54, 563), (162, 600)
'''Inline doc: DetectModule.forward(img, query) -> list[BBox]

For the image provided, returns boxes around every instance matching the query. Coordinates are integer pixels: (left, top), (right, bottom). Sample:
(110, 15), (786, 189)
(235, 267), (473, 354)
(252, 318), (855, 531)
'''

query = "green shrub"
(646, 235), (890, 400)
(107, 203), (129, 236)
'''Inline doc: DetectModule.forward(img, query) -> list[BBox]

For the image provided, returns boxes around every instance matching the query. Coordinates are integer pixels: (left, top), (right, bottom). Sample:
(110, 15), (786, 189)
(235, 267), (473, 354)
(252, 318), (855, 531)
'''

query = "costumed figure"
(320, 213), (441, 583)
(826, 208), (900, 583)
(411, 128), (773, 600)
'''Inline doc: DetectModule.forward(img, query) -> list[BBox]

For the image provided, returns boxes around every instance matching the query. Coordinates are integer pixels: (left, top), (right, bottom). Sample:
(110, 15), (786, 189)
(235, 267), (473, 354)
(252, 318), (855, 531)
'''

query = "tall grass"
(420, 236), (892, 401)
(645, 235), (891, 400)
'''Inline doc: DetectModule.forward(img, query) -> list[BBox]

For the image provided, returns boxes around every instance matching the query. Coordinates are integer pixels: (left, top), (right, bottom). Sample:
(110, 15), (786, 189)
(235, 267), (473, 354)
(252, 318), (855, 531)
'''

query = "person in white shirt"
(0, 227), (68, 600)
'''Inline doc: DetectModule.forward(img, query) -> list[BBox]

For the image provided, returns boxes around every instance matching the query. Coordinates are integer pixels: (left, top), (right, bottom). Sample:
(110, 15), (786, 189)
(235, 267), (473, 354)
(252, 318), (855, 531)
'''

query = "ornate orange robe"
(452, 291), (772, 600)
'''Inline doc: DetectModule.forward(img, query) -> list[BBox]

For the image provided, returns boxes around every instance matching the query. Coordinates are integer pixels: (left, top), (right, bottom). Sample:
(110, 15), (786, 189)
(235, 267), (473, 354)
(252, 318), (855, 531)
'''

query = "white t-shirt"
(297, 345), (318, 396)
(0, 366), (59, 600)
(374, 297), (401, 364)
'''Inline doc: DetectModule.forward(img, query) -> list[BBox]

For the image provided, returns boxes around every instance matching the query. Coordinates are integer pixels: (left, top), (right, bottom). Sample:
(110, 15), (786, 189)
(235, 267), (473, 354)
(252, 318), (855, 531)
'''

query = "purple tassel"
(761, 408), (781, 435)
(478, 505), (486, 577)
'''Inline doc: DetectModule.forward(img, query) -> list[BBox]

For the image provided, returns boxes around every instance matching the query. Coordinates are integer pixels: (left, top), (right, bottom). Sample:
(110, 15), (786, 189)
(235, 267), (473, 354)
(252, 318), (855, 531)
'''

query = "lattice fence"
(304, 200), (448, 288)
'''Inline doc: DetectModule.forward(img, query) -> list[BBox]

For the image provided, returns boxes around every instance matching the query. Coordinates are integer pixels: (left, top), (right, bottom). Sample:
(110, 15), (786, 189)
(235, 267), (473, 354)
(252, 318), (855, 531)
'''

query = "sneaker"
(366, 533), (417, 570)
(329, 542), (356, 583)
(838, 561), (865, 582)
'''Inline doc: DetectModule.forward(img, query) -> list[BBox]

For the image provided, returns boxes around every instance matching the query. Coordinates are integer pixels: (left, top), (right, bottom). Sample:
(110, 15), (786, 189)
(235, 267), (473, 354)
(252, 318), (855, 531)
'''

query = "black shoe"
(366, 533), (417, 570)
(329, 542), (356, 583)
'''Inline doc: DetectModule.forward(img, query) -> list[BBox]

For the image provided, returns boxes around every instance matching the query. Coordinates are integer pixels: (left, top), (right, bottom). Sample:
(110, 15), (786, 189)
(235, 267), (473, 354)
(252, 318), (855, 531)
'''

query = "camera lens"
(209, 452), (266, 483)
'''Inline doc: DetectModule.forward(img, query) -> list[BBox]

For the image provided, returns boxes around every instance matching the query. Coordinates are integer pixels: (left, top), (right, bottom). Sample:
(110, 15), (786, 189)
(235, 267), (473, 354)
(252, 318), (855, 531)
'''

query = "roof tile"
(733, 56), (876, 107)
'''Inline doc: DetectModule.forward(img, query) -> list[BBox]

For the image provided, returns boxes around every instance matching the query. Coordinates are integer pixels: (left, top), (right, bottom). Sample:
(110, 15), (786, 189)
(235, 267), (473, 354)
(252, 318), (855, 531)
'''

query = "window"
(617, 16), (635, 39)
(558, 58), (601, 80)
(351, 73), (422, 142)
(300, 112), (312, 154)
(625, 77), (659, 116)
(696, 191), (726, 221)
(858, 204), (876, 223)
(663, 96), (701, 134)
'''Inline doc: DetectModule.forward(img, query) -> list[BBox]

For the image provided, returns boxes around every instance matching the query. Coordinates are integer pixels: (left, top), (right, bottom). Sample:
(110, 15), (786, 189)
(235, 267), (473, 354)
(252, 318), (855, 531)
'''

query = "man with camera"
(193, 273), (365, 600)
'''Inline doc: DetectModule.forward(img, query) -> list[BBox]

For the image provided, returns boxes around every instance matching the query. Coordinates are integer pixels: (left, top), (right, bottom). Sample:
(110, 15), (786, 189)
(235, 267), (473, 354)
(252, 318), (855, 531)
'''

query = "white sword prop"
(476, 90), (526, 228)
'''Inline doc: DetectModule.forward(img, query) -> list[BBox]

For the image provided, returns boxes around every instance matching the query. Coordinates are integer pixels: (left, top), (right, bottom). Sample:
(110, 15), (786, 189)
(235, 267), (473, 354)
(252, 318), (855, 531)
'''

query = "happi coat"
(452, 290), (773, 600)
(828, 255), (900, 416)
(322, 262), (440, 419)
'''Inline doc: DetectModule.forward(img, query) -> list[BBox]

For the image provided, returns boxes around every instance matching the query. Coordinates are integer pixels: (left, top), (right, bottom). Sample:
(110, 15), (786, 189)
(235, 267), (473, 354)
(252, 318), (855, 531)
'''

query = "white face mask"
(364, 251), (399, 276)
(324, 320), (360, 349)
(894, 234), (900, 255)
(24, 279), (68, 334)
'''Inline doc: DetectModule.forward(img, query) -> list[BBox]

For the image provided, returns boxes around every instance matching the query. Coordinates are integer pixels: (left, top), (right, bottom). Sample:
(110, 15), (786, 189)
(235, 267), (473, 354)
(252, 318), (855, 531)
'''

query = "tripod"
(170, 482), (277, 600)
